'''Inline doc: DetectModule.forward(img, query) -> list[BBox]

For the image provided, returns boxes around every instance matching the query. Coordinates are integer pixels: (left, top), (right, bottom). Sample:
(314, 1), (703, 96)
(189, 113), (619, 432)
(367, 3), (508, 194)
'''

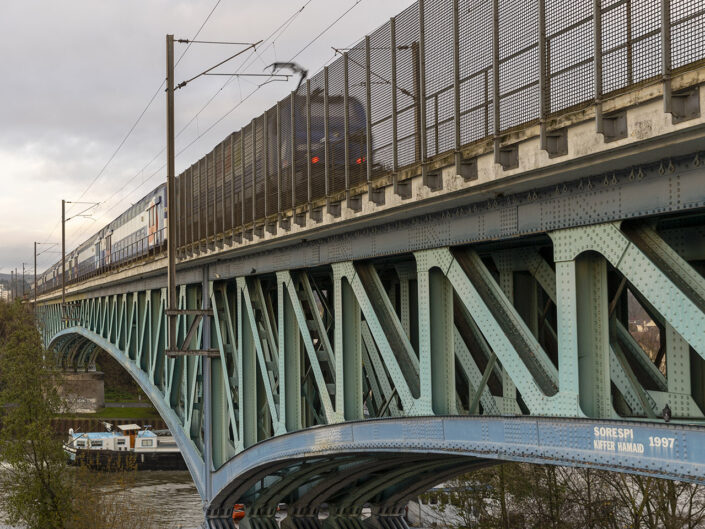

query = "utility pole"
(22, 263), (25, 298)
(10, 270), (14, 301)
(166, 33), (177, 354)
(14, 268), (18, 300)
(163, 34), (260, 358)
(62, 199), (66, 308)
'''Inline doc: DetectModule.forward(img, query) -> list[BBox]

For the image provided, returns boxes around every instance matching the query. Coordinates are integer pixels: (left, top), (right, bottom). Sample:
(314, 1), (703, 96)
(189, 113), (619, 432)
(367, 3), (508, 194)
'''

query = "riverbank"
(0, 469), (203, 529)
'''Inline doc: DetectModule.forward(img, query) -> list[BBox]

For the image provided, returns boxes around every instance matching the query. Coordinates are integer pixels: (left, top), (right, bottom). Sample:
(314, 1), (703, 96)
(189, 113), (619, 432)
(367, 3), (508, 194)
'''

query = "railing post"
(175, 172), (180, 256)
(390, 17), (399, 173)
(241, 129), (246, 227)
(538, 0), (548, 148)
(343, 52), (350, 192)
(264, 110), (269, 218)
(205, 154), (211, 244)
(306, 79), (312, 204)
(230, 135), (236, 234)
(661, 0), (672, 113)
(181, 166), (187, 253)
(324, 66), (331, 197)
(290, 91), (296, 209)
(594, 0), (604, 132)
(418, 0), (430, 183)
(251, 119), (256, 224)
(626, 0), (633, 86)
(212, 150), (217, 240)
(492, 0), (501, 162)
(199, 159), (204, 248)
(452, 0), (461, 172)
(221, 143), (226, 236)
(276, 101), (282, 216)
(365, 35), (373, 184)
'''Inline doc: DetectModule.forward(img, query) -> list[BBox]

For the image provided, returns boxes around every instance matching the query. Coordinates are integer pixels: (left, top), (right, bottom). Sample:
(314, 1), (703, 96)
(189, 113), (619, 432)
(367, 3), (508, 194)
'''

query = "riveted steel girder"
(37, 213), (705, 526)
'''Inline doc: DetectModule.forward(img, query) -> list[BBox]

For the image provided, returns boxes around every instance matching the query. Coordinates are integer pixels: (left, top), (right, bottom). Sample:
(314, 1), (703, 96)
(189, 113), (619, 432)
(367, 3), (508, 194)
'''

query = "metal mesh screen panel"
(184, 168), (192, 247)
(254, 116), (266, 220)
(631, 1), (661, 84)
(266, 104), (279, 215)
(232, 131), (243, 229)
(223, 134), (233, 232)
(189, 165), (197, 245)
(207, 152), (216, 239)
(327, 59), (346, 194)
(175, 173), (181, 249)
(369, 21), (394, 176)
(423, 0), (455, 157)
(395, 3), (421, 168)
(309, 71), (327, 200)
(215, 144), (223, 235)
(294, 84), (309, 207)
(671, 1), (705, 70)
(199, 159), (206, 241)
(348, 41), (368, 186)
(279, 98), (293, 211)
(602, 2), (629, 94)
(498, 0), (539, 131)
(459, 0), (493, 145)
(547, 0), (593, 113)
(243, 125), (253, 224)
(168, 0), (705, 241)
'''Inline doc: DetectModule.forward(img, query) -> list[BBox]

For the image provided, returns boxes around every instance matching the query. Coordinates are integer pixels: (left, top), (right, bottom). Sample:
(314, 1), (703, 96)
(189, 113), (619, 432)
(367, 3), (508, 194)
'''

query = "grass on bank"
(104, 387), (143, 403)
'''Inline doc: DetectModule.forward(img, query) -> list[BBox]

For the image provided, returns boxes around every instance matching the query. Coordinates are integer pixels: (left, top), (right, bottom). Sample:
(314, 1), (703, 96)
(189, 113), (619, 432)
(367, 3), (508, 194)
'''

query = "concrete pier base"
(58, 371), (105, 413)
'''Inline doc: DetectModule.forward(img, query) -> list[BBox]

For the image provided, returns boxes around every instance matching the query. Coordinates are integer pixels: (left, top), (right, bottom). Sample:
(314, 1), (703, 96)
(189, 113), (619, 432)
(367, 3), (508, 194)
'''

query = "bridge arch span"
(205, 416), (705, 527)
(49, 328), (206, 497)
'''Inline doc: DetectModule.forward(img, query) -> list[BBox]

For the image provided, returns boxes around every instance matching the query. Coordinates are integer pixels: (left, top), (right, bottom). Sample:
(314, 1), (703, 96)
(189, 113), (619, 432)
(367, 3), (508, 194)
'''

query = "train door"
(105, 232), (112, 266)
(94, 241), (101, 270)
(147, 202), (158, 246)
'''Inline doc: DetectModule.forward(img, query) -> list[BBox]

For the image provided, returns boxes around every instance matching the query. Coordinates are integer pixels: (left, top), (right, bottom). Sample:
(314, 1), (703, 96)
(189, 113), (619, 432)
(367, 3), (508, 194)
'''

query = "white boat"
(63, 423), (187, 471)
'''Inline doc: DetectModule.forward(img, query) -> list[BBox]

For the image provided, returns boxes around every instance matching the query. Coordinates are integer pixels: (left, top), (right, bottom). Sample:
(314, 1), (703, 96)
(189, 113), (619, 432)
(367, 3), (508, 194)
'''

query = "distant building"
(0, 284), (10, 301)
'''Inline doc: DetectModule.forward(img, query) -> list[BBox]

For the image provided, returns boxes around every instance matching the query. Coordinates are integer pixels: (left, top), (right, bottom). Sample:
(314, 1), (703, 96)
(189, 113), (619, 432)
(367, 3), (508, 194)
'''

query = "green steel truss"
(40, 218), (705, 521)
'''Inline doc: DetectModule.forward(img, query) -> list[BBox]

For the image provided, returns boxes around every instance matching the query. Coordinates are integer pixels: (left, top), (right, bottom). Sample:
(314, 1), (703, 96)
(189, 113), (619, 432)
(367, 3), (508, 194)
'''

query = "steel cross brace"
(165, 308), (219, 357)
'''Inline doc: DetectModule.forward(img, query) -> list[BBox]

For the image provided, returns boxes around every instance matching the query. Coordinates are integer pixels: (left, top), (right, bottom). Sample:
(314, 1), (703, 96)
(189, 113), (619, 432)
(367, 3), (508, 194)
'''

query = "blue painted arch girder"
(49, 327), (206, 497)
(209, 415), (705, 510)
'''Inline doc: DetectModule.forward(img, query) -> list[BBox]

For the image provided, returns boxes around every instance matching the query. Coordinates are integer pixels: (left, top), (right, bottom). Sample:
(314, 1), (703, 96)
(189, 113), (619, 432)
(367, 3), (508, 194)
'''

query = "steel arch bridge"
(42, 210), (705, 527)
(36, 0), (705, 525)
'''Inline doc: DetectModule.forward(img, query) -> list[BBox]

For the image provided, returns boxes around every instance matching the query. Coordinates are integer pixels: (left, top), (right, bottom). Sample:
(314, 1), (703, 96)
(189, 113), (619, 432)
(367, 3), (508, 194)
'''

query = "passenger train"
(37, 185), (166, 293)
(36, 94), (366, 294)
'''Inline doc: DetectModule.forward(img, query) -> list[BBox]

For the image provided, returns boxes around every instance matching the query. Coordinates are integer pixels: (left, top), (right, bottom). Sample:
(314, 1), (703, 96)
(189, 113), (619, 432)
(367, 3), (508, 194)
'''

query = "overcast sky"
(0, 0), (415, 275)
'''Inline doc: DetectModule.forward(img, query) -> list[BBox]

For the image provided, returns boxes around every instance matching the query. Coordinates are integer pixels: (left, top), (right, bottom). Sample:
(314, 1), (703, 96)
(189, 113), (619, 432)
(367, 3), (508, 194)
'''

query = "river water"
(0, 470), (204, 529)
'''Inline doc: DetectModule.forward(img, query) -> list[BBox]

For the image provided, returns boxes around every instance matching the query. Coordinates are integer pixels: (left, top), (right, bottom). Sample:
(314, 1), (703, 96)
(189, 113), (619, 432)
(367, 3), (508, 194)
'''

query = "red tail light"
(311, 156), (320, 164)
(356, 157), (366, 165)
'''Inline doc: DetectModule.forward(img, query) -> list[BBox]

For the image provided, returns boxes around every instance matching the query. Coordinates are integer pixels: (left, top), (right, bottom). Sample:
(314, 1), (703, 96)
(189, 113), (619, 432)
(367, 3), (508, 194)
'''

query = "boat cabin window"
(117, 439), (125, 445)
(141, 439), (153, 447)
(90, 440), (103, 448)
(76, 441), (86, 447)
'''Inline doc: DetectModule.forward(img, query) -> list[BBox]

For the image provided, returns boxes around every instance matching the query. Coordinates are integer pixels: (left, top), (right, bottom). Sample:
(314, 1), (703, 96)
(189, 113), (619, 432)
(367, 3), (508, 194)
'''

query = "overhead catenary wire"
(68, 0), (316, 245)
(65, 0), (363, 253)
(42, 0), (223, 247)
(104, 0), (366, 207)
(175, 41), (263, 90)
(288, 0), (363, 62)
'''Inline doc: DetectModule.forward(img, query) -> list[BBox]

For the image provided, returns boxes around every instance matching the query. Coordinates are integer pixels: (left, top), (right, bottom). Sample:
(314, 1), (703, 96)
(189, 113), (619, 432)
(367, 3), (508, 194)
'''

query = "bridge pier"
(57, 370), (105, 413)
